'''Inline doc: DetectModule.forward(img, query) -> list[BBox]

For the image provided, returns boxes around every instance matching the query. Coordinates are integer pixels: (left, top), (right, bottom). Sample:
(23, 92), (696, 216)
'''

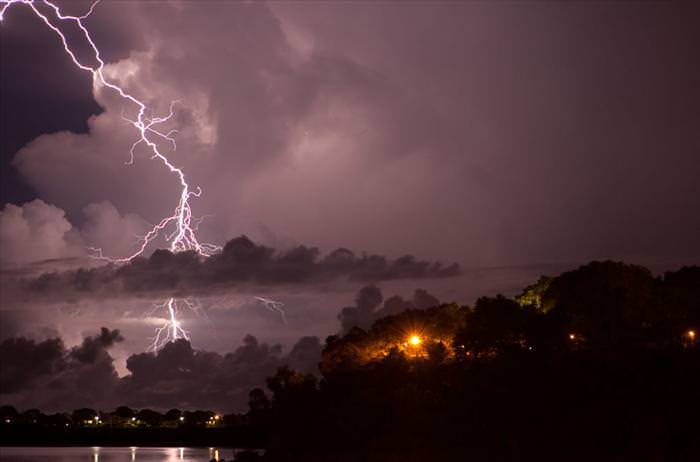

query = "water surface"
(0, 447), (236, 462)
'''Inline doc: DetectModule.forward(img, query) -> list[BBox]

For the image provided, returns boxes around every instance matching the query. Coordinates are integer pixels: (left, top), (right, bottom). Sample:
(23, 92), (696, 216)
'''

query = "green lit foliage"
(515, 276), (553, 311)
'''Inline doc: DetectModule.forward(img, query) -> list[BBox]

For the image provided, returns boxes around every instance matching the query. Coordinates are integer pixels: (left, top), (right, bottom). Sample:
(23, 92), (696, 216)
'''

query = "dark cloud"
(0, 328), (123, 409)
(0, 337), (65, 394)
(120, 336), (283, 411)
(285, 336), (323, 375)
(14, 236), (460, 300)
(0, 328), (321, 412)
(70, 327), (124, 364)
(338, 285), (442, 334)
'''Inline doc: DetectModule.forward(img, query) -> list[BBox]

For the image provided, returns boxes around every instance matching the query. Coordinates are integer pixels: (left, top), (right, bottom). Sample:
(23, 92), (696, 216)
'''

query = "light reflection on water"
(0, 446), (237, 462)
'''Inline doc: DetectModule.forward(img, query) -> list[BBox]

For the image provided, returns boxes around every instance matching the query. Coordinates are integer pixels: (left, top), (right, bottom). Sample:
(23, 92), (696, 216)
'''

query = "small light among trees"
(409, 335), (422, 346)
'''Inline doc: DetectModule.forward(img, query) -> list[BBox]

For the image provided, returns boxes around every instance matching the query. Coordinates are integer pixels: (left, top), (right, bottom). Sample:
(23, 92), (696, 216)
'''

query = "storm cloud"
(338, 285), (441, 334)
(4, 1), (697, 269)
(0, 328), (322, 412)
(13, 235), (459, 300)
(1, 0), (699, 399)
(0, 328), (123, 409)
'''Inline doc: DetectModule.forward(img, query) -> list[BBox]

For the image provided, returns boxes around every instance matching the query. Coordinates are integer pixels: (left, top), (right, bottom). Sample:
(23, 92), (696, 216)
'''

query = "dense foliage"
(248, 261), (700, 461)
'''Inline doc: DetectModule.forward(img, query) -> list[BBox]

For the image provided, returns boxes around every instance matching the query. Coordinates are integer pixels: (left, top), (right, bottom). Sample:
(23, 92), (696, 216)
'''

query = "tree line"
(244, 261), (700, 461)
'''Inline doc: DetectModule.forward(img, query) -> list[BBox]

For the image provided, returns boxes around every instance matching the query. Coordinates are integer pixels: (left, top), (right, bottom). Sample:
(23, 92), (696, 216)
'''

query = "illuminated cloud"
(0, 200), (154, 267)
(0, 200), (83, 266)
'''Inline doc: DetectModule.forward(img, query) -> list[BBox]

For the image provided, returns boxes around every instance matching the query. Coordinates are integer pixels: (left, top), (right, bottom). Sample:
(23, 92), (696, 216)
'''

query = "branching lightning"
(147, 296), (286, 352)
(0, 0), (220, 263)
(1, 0), (225, 348)
(2, 1), (288, 352)
(148, 298), (190, 352)
(254, 296), (287, 324)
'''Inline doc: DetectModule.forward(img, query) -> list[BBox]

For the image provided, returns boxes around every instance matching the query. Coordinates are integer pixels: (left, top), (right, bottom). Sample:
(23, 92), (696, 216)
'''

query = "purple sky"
(1, 1), (699, 411)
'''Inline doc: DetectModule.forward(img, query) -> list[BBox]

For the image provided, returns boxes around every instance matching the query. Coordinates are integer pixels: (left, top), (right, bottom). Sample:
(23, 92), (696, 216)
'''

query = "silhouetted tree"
(165, 408), (182, 421)
(543, 261), (656, 346)
(454, 295), (536, 357)
(113, 406), (135, 419)
(136, 409), (163, 427)
(0, 405), (18, 422)
(71, 408), (97, 425)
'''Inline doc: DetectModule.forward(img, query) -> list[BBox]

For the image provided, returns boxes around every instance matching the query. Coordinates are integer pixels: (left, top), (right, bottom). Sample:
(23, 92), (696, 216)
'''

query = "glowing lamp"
(409, 335), (422, 346)
(688, 330), (696, 340)
(568, 333), (576, 340)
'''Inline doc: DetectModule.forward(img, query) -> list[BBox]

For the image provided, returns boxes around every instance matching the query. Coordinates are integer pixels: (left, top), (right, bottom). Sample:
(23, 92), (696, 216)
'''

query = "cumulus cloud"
(0, 200), (156, 267)
(0, 328), (321, 412)
(120, 336), (285, 411)
(0, 328), (123, 409)
(338, 285), (442, 334)
(0, 200), (83, 266)
(70, 327), (124, 364)
(80, 201), (152, 259)
(0, 336), (65, 394)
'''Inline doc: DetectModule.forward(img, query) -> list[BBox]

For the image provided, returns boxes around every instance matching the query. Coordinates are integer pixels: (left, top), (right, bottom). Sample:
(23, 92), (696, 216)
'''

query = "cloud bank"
(0, 328), (322, 412)
(14, 235), (459, 301)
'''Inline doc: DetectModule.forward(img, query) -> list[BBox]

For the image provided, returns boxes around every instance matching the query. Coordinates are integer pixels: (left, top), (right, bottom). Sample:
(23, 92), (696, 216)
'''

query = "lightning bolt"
(1, 0), (221, 262)
(3, 1), (288, 351)
(254, 296), (287, 324)
(149, 298), (190, 352)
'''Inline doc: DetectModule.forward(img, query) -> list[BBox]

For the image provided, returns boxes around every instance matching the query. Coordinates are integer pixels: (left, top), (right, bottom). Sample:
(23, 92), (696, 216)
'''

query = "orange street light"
(409, 335), (422, 346)
(688, 330), (696, 340)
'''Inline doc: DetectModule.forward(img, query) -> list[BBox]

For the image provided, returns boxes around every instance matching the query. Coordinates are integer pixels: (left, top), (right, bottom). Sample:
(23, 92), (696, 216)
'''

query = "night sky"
(1, 1), (699, 411)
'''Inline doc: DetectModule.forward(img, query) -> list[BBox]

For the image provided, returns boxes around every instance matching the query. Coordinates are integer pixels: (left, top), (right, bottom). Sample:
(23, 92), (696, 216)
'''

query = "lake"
(0, 447), (240, 462)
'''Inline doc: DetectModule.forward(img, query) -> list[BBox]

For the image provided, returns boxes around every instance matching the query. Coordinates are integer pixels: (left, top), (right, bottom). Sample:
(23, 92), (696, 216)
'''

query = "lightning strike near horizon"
(0, 0), (220, 262)
(148, 298), (190, 352)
